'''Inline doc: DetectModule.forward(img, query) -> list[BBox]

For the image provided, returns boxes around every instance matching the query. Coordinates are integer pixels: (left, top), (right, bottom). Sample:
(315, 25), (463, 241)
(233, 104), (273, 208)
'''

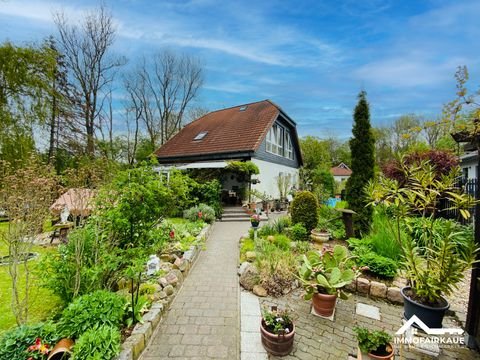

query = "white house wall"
(250, 158), (298, 199)
(461, 158), (478, 180)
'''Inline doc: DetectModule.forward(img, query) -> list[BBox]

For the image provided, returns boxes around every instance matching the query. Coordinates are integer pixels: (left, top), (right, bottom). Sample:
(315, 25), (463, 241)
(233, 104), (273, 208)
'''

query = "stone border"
(345, 277), (404, 304)
(115, 222), (214, 360)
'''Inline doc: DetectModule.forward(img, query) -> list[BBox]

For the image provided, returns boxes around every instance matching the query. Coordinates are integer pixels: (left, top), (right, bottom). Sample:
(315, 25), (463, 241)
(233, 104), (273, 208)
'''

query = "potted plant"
(367, 158), (477, 328)
(354, 327), (394, 360)
(310, 218), (331, 242)
(260, 306), (295, 356)
(298, 245), (360, 317)
(250, 214), (261, 228)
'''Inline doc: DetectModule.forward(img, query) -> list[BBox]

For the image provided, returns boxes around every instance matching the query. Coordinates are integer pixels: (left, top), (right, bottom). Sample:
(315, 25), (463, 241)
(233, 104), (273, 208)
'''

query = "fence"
(438, 178), (477, 224)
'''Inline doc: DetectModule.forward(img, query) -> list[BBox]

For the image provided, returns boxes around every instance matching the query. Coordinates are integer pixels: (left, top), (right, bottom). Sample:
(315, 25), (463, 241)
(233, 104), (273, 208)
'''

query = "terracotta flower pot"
(312, 292), (337, 317)
(357, 343), (395, 360)
(47, 338), (74, 360)
(260, 319), (295, 356)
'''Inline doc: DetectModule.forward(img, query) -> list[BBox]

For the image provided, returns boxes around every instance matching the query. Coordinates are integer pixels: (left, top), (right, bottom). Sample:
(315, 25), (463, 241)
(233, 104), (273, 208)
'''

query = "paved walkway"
(140, 221), (249, 360)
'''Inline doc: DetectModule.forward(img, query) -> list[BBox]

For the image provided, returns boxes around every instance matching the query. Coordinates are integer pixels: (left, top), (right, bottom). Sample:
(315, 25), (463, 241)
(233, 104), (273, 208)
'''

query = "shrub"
(191, 179), (223, 217)
(382, 150), (458, 184)
(72, 325), (120, 360)
(272, 234), (291, 250)
(41, 224), (104, 304)
(318, 205), (346, 239)
(59, 290), (126, 339)
(291, 191), (318, 232)
(0, 322), (60, 360)
(357, 252), (398, 279)
(290, 223), (308, 242)
(183, 203), (215, 223)
(257, 223), (276, 238)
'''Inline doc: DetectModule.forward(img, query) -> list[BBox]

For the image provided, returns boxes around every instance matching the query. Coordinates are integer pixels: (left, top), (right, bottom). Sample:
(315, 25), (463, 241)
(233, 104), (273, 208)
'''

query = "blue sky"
(1, 0), (479, 139)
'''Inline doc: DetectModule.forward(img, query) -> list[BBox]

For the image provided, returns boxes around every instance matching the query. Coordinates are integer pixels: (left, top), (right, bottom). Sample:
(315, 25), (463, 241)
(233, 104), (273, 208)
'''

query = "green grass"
(0, 223), (61, 334)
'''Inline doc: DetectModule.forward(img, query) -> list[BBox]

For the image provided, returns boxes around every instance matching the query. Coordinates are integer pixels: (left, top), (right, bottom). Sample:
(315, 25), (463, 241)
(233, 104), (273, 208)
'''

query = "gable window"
(266, 123), (294, 159)
(285, 130), (294, 160)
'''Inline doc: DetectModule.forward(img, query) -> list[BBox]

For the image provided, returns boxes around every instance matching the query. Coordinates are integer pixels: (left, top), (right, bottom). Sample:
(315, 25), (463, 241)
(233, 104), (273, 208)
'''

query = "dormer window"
(193, 131), (208, 141)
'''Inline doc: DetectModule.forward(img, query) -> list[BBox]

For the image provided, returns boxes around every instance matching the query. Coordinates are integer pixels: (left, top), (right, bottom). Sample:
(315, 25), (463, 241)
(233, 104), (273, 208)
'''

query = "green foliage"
(366, 210), (404, 260)
(191, 179), (222, 217)
(226, 161), (260, 176)
(262, 307), (293, 335)
(183, 203), (215, 223)
(97, 165), (170, 249)
(72, 325), (120, 360)
(312, 167), (335, 198)
(318, 205), (345, 239)
(0, 322), (60, 360)
(299, 245), (359, 300)
(271, 234), (291, 251)
(59, 290), (126, 339)
(124, 295), (149, 328)
(367, 157), (478, 304)
(300, 136), (332, 170)
(354, 327), (392, 354)
(291, 191), (319, 232)
(40, 224), (103, 304)
(358, 252), (398, 279)
(290, 223), (308, 242)
(346, 91), (375, 235)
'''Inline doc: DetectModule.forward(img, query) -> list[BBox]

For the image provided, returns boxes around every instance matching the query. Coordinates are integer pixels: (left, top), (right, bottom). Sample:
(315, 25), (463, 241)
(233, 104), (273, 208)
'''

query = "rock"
(160, 254), (176, 263)
(370, 281), (387, 298)
(357, 278), (370, 295)
(239, 265), (259, 291)
(165, 272), (178, 286)
(238, 262), (251, 276)
(159, 262), (173, 272)
(163, 284), (174, 296)
(171, 269), (184, 283)
(345, 280), (356, 292)
(158, 277), (168, 288)
(266, 235), (275, 243)
(155, 290), (167, 300)
(173, 257), (188, 272)
(387, 287), (404, 304)
(253, 285), (267, 297)
(245, 251), (256, 262)
(183, 248), (195, 262)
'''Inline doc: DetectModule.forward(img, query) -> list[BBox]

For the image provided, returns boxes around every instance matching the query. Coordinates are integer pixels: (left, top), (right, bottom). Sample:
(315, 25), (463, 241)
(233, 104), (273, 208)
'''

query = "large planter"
(310, 229), (330, 243)
(357, 343), (395, 360)
(260, 319), (295, 356)
(312, 292), (337, 317)
(401, 286), (449, 329)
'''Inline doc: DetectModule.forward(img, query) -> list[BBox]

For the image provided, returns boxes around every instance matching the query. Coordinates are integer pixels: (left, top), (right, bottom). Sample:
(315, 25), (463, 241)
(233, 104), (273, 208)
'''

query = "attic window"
(239, 105), (248, 111)
(193, 131), (208, 141)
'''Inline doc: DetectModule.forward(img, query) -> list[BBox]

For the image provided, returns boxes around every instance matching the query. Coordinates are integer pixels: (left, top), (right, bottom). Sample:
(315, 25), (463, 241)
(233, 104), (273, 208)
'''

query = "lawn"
(0, 222), (61, 334)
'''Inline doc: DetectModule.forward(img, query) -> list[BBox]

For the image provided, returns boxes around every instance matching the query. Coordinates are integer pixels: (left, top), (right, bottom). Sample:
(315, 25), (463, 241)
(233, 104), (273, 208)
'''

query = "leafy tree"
(346, 91), (375, 235)
(300, 136), (331, 170)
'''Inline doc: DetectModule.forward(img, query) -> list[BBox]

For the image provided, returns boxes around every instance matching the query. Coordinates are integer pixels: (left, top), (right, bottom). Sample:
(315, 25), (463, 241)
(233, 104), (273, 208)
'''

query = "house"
(330, 163), (352, 182)
(460, 150), (478, 180)
(154, 100), (303, 201)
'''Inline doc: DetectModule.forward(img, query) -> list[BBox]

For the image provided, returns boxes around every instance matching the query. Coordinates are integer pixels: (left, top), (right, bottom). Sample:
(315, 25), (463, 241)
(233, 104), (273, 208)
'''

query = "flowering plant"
(262, 306), (293, 335)
(250, 214), (260, 224)
(197, 211), (203, 219)
(26, 338), (50, 359)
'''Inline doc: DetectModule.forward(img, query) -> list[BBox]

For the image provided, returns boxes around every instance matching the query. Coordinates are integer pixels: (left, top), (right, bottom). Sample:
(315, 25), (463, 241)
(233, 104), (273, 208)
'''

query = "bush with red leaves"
(382, 150), (459, 184)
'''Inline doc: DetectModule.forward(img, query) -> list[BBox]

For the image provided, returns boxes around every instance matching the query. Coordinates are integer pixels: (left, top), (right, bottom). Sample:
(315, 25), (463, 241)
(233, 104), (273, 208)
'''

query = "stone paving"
(260, 289), (479, 360)
(140, 221), (250, 360)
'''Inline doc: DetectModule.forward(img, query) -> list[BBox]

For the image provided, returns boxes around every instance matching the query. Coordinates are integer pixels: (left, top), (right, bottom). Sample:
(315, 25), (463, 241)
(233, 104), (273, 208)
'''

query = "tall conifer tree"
(346, 91), (375, 234)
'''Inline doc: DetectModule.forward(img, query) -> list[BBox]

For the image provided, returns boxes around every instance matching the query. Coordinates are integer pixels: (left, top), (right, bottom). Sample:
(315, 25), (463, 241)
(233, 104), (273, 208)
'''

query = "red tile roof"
(330, 164), (352, 176)
(155, 100), (280, 160)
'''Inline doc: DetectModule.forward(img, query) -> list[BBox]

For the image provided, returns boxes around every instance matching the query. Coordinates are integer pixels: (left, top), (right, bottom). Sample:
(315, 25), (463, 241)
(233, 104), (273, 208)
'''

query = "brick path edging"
(115, 223), (214, 360)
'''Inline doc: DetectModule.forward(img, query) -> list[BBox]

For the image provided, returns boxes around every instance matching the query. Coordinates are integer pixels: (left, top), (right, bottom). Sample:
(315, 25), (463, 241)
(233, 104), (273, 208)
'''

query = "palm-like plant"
(366, 157), (477, 305)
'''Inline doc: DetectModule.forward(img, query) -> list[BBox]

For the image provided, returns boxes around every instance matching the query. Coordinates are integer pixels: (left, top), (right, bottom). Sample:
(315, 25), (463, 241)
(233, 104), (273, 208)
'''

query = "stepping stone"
(356, 302), (380, 320)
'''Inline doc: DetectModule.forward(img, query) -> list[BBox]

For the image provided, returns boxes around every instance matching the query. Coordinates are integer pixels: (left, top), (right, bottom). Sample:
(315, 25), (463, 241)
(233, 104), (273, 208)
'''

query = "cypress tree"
(345, 91), (375, 235)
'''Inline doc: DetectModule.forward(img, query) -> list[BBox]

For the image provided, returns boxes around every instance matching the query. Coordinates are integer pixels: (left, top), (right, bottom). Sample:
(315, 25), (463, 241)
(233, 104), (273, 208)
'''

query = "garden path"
(140, 221), (249, 360)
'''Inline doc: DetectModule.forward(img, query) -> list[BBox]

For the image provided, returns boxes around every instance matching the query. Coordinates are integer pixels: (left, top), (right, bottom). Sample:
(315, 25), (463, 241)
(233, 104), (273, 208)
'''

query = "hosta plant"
(298, 245), (360, 300)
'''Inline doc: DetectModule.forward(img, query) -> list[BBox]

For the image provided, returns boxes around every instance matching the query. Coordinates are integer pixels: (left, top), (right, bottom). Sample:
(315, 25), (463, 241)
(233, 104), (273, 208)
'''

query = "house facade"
(330, 163), (352, 182)
(154, 100), (302, 200)
(460, 151), (478, 180)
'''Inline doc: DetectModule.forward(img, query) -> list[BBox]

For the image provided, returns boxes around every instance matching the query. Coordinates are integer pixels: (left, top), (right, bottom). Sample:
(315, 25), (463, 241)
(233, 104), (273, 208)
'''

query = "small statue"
(60, 206), (70, 224)
(147, 254), (160, 276)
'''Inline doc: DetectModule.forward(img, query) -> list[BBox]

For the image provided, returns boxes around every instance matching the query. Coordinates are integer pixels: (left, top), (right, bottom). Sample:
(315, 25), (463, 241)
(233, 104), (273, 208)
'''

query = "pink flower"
(169, 230), (175, 239)
(198, 211), (203, 218)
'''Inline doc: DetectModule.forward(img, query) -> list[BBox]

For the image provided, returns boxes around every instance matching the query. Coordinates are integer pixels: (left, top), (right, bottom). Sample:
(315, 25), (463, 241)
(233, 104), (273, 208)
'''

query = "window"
(285, 130), (294, 160)
(266, 123), (293, 158)
(193, 131), (208, 141)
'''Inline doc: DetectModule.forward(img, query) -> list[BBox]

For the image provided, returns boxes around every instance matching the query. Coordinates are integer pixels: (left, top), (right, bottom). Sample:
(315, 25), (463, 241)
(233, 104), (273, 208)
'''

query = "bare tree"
(54, 6), (125, 157)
